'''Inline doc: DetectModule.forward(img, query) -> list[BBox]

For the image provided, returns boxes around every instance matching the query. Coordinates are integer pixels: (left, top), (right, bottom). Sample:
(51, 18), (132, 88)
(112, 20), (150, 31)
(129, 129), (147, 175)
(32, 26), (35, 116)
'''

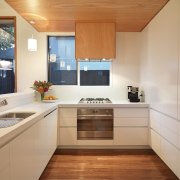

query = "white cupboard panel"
(178, 151), (180, 179)
(150, 129), (161, 156)
(0, 144), (10, 180)
(141, 0), (179, 119)
(161, 138), (178, 176)
(59, 108), (77, 118)
(114, 108), (148, 118)
(114, 127), (148, 145)
(10, 125), (37, 180)
(59, 127), (77, 145)
(150, 110), (179, 147)
(60, 117), (77, 127)
(114, 117), (148, 127)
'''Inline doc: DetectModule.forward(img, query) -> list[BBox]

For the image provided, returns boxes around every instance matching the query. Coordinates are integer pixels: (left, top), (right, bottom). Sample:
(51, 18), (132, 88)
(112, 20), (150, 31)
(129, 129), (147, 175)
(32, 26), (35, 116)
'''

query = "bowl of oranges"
(43, 95), (58, 103)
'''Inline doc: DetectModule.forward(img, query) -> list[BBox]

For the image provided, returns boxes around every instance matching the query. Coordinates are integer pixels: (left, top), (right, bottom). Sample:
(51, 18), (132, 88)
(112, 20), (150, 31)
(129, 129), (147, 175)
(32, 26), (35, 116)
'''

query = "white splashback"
(0, 92), (34, 113)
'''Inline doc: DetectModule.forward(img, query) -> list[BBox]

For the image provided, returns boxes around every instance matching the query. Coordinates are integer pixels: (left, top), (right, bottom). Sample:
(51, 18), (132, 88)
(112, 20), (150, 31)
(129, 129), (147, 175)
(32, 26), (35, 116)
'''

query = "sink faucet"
(0, 99), (8, 107)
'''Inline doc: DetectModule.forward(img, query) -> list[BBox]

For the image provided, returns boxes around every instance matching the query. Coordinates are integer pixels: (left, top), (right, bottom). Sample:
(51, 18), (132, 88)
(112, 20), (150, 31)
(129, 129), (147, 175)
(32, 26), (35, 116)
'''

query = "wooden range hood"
(75, 23), (116, 60)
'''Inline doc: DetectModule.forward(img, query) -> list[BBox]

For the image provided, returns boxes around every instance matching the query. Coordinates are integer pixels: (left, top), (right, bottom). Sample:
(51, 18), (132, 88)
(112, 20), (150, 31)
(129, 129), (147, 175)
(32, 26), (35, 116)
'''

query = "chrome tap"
(0, 99), (8, 107)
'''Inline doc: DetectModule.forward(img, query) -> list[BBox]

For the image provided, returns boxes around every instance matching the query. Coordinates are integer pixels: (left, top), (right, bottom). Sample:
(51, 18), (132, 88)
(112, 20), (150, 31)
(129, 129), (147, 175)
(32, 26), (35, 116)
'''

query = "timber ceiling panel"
(5, 0), (169, 32)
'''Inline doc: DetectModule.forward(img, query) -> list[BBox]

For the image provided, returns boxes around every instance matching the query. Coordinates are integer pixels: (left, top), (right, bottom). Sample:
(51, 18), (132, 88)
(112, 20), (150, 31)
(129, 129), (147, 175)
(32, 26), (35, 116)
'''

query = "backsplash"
(0, 92), (34, 112)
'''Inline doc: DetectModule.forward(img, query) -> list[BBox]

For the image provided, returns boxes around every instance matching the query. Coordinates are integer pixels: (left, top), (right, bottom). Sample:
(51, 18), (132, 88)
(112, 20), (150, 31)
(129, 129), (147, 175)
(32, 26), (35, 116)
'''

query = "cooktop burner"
(79, 98), (112, 104)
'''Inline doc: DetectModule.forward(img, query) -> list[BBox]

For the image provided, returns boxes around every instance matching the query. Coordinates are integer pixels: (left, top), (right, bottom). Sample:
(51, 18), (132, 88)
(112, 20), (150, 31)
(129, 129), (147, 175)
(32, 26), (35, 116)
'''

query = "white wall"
(46, 32), (142, 101)
(0, 0), (142, 101)
(0, 0), (47, 93)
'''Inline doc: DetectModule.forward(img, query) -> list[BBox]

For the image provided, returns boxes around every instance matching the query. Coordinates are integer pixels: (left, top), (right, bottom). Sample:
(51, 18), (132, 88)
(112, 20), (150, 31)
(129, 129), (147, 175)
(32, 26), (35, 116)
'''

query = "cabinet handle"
(44, 108), (57, 118)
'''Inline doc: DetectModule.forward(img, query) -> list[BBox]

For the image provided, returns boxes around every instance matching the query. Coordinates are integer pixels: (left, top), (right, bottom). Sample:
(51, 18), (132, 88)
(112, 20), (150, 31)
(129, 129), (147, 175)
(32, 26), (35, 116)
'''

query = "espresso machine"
(127, 86), (140, 102)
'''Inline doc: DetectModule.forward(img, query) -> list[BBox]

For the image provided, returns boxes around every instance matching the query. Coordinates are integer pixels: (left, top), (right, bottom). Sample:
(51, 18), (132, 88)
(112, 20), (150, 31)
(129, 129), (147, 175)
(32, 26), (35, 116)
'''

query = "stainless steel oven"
(77, 109), (113, 140)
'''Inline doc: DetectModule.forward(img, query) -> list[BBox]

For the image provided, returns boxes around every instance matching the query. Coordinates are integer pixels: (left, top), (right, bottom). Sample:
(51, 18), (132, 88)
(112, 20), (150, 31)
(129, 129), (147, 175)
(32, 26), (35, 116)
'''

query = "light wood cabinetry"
(114, 107), (149, 146)
(1, 109), (58, 180)
(59, 108), (77, 146)
(0, 144), (10, 180)
(75, 23), (116, 59)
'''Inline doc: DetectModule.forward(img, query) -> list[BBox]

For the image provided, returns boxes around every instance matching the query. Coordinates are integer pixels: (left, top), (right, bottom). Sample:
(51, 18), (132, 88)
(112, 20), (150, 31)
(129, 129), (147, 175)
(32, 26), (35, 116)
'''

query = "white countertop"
(0, 100), (149, 148)
(0, 102), (58, 148)
(58, 100), (149, 108)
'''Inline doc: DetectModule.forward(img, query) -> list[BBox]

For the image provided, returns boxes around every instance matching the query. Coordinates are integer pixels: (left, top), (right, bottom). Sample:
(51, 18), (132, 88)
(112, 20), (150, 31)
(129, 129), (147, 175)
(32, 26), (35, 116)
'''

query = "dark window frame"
(0, 16), (17, 94)
(47, 36), (78, 85)
(47, 36), (111, 86)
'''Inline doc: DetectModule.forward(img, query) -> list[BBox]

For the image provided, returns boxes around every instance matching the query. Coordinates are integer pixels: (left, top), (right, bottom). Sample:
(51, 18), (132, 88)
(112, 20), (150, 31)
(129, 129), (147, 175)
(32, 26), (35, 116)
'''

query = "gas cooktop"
(79, 98), (112, 104)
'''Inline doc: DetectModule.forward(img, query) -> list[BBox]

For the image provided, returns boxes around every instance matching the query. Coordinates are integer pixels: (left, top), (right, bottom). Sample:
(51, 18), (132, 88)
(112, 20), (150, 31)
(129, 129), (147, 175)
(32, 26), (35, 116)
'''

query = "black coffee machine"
(128, 86), (140, 102)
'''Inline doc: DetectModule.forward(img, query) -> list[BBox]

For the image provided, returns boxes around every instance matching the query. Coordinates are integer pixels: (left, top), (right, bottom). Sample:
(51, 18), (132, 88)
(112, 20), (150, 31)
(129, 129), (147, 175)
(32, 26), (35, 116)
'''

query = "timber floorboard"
(39, 149), (179, 180)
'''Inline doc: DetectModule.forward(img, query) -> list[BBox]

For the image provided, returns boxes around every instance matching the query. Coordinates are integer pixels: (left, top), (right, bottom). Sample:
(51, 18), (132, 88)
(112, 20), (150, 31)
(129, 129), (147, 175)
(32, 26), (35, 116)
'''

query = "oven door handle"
(77, 115), (113, 117)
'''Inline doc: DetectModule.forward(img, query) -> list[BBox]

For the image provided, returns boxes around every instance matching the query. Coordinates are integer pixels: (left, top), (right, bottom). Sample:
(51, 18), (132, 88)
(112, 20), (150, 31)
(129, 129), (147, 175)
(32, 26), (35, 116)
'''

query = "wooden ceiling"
(5, 0), (169, 32)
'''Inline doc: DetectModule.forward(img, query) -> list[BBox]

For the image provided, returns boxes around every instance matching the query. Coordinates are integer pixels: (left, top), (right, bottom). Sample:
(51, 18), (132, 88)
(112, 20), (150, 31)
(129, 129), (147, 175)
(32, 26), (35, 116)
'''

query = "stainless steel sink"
(0, 112), (35, 128)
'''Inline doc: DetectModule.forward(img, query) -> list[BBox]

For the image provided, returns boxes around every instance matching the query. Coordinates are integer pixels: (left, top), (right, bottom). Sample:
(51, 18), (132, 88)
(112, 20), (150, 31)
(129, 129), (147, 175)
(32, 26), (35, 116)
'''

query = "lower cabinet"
(114, 127), (148, 145)
(0, 108), (57, 180)
(151, 129), (179, 177)
(0, 144), (10, 180)
(59, 127), (77, 145)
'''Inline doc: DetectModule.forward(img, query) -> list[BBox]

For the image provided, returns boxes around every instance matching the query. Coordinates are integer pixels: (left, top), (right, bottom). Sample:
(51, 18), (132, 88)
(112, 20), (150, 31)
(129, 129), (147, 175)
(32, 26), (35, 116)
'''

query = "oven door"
(77, 109), (113, 140)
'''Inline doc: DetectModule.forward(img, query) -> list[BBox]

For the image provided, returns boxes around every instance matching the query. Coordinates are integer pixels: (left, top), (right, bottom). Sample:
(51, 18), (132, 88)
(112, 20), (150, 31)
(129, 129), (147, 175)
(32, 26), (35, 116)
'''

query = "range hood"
(77, 59), (113, 62)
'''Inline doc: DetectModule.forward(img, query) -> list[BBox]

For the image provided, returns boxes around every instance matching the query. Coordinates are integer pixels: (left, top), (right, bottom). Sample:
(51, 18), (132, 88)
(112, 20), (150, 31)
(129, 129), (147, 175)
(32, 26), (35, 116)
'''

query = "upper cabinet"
(75, 23), (116, 59)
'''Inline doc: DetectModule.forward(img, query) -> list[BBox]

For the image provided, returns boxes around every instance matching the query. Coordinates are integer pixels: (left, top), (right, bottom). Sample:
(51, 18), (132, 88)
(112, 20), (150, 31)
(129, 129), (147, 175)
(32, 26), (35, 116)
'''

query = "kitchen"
(0, 0), (180, 179)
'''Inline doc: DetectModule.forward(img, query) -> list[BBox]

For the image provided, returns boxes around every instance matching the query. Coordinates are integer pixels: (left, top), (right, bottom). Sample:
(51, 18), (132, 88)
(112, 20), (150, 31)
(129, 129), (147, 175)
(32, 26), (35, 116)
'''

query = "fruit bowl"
(42, 99), (57, 103)
(43, 95), (58, 103)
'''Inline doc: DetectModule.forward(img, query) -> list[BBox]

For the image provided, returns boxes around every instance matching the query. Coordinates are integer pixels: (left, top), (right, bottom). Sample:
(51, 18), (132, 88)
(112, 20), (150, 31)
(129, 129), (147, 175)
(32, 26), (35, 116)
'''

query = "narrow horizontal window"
(79, 62), (111, 86)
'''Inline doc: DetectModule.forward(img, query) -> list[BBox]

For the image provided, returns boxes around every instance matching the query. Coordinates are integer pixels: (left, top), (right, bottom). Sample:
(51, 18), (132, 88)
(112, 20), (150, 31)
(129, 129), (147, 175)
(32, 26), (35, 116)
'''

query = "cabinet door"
(59, 127), (77, 145)
(150, 129), (161, 156)
(114, 127), (148, 145)
(75, 23), (115, 59)
(114, 108), (148, 118)
(114, 117), (148, 127)
(0, 144), (10, 180)
(59, 108), (77, 127)
(10, 124), (37, 180)
(46, 109), (58, 155)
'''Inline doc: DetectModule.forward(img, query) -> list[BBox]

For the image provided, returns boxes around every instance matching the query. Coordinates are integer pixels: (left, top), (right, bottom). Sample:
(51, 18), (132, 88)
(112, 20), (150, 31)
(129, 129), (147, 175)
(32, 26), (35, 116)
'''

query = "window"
(48, 36), (111, 86)
(0, 18), (16, 94)
(80, 62), (111, 86)
(48, 36), (77, 85)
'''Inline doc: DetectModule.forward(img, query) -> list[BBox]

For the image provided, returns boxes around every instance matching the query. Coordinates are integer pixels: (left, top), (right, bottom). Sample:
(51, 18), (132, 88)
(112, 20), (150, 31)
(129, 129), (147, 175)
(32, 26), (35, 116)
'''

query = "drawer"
(114, 108), (148, 118)
(150, 110), (179, 148)
(59, 117), (77, 127)
(114, 127), (148, 145)
(59, 108), (77, 118)
(150, 129), (161, 155)
(59, 127), (77, 146)
(114, 117), (148, 127)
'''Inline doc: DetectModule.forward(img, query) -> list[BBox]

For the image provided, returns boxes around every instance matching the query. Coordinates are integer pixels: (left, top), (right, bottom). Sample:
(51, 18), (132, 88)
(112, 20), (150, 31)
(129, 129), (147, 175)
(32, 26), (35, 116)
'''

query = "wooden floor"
(40, 149), (179, 180)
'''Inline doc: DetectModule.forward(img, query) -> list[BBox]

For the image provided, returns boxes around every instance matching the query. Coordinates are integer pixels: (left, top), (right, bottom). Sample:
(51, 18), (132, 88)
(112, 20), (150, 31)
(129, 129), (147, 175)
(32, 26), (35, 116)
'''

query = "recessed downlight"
(29, 20), (35, 24)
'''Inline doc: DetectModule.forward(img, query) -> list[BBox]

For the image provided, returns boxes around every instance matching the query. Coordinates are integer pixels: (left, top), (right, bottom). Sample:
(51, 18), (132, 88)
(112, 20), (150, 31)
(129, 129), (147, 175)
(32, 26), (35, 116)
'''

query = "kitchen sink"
(0, 112), (35, 128)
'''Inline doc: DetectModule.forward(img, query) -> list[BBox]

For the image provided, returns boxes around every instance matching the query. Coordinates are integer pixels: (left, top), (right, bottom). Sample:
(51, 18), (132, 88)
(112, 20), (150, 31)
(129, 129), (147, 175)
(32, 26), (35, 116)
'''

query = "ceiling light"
(29, 20), (35, 24)
(28, 35), (37, 51)
(85, 58), (89, 61)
